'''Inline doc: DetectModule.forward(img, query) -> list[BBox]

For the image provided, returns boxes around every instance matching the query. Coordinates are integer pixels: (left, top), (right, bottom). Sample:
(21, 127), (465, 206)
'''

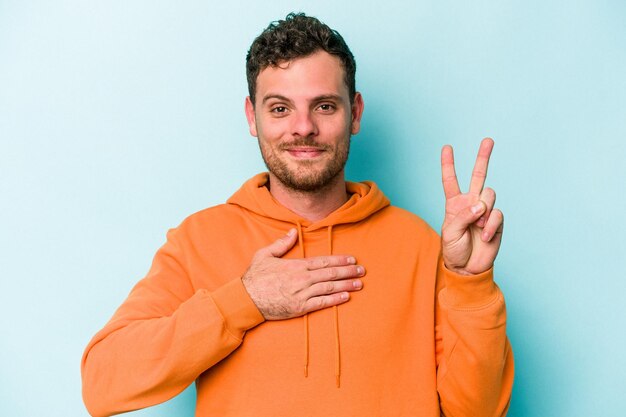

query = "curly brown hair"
(246, 13), (356, 106)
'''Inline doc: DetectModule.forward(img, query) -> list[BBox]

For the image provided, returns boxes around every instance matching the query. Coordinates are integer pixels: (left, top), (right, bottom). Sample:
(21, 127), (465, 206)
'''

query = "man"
(82, 13), (513, 417)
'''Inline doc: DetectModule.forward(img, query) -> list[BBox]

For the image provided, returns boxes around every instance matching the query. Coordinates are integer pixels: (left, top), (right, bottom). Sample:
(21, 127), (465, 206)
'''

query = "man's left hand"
(440, 138), (504, 275)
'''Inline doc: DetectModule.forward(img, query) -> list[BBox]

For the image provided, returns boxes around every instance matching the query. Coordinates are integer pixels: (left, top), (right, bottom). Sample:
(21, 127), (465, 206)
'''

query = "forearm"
(82, 277), (264, 417)
(436, 263), (514, 417)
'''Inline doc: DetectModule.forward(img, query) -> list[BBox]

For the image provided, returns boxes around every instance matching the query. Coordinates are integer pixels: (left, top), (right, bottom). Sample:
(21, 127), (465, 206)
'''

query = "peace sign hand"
(440, 138), (504, 276)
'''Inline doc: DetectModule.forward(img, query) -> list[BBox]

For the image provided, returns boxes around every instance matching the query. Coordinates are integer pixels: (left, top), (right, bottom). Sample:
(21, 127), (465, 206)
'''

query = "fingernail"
(482, 231), (490, 241)
(357, 266), (364, 275)
(287, 228), (296, 237)
(340, 292), (349, 300)
(353, 280), (362, 289)
(471, 203), (483, 214)
(347, 256), (356, 264)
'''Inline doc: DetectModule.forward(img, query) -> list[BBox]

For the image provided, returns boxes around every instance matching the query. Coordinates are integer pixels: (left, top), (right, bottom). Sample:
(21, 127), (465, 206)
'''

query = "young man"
(82, 13), (513, 417)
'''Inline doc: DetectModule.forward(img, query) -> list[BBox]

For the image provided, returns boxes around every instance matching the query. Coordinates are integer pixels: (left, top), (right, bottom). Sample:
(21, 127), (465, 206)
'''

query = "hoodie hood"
(226, 173), (390, 230)
(227, 172), (390, 387)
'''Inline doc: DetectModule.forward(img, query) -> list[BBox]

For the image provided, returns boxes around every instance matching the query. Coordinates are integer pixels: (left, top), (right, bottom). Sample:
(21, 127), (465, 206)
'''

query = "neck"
(267, 172), (349, 222)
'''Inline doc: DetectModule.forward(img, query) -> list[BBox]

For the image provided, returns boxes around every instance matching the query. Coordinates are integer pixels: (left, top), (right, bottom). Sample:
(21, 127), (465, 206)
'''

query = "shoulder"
(373, 205), (438, 235)
(358, 205), (441, 264)
(182, 203), (240, 225)
(167, 203), (244, 241)
(359, 205), (441, 249)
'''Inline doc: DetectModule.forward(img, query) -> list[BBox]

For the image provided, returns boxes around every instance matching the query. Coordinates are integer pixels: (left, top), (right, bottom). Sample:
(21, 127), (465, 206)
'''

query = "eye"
(271, 106), (288, 114)
(318, 103), (335, 112)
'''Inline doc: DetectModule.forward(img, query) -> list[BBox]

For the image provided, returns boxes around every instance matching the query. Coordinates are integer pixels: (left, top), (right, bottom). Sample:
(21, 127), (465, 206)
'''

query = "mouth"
(284, 146), (326, 159)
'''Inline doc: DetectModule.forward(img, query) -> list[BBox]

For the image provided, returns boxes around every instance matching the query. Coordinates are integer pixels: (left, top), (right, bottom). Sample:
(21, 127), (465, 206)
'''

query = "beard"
(258, 135), (350, 193)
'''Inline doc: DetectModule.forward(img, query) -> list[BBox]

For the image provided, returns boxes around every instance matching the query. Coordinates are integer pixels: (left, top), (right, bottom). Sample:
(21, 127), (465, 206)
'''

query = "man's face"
(245, 51), (364, 192)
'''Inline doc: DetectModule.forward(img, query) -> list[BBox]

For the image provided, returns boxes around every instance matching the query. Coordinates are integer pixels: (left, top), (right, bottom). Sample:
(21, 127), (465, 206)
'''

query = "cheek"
(317, 111), (350, 132)
(256, 118), (287, 142)
(324, 118), (352, 142)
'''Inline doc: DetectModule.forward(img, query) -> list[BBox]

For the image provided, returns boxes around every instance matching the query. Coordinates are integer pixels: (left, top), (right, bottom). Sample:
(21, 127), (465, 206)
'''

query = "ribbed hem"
(438, 261), (499, 309)
(206, 278), (265, 340)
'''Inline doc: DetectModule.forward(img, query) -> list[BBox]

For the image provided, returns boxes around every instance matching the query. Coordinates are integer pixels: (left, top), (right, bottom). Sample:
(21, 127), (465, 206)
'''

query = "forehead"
(255, 51), (348, 103)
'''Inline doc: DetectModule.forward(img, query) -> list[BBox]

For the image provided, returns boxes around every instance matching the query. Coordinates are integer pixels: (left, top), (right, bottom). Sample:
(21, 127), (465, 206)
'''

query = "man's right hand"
(241, 228), (365, 320)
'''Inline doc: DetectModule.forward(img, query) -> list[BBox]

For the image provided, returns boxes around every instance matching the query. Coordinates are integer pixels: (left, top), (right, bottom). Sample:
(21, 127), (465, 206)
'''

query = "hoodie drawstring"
(328, 225), (341, 388)
(297, 223), (341, 388)
(296, 222), (309, 378)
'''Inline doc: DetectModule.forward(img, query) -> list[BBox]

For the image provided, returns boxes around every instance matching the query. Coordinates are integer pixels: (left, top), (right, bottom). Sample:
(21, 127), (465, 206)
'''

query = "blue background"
(1, 1), (625, 416)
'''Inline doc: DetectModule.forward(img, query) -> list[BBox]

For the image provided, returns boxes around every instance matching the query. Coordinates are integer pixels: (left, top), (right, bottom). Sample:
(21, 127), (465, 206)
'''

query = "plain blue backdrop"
(1, 1), (625, 416)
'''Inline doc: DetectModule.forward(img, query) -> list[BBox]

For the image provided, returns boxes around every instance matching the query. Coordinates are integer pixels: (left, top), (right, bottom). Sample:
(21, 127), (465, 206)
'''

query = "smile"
(285, 147), (326, 159)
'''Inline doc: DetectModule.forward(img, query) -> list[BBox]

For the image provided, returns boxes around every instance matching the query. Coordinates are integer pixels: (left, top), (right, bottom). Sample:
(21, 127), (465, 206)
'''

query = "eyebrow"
(262, 94), (292, 104)
(312, 94), (343, 102)
(261, 94), (343, 104)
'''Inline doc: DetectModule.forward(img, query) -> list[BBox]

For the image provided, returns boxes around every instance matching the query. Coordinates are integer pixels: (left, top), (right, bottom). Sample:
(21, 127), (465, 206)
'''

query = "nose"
(291, 110), (318, 138)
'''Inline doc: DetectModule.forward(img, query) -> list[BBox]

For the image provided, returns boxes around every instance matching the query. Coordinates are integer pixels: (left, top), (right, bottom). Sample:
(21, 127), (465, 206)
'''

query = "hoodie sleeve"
(81, 228), (265, 417)
(435, 260), (514, 417)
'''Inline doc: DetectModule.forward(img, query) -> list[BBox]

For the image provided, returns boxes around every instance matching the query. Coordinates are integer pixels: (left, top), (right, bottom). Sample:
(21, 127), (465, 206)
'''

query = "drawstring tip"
(304, 365), (308, 378)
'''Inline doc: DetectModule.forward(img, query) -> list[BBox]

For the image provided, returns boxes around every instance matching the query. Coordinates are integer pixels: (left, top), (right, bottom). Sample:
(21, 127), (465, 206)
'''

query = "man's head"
(244, 13), (363, 194)
(246, 13), (356, 107)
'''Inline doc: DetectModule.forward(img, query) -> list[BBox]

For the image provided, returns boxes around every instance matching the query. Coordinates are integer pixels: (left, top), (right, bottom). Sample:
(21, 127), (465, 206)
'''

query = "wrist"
(443, 262), (475, 276)
(438, 261), (499, 308)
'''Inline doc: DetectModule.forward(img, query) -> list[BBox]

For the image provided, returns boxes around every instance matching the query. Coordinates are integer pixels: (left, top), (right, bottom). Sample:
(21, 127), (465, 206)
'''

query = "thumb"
(259, 228), (298, 258)
(445, 201), (486, 239)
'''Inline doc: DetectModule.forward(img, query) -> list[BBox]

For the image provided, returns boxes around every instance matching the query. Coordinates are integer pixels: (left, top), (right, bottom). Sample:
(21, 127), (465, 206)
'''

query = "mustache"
(278, 137), (332, 151)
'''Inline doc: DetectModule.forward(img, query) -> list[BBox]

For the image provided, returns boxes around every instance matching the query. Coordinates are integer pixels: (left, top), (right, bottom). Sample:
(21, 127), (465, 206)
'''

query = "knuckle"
(325, 282), (334, 293)
(287, 298), (302, 314)
(303, 270), (315, 284)
(305, 258), (318, 270)
(482, 188), (495, 200)
(294, 302), (306, 315)
(472, 168), (487, 177)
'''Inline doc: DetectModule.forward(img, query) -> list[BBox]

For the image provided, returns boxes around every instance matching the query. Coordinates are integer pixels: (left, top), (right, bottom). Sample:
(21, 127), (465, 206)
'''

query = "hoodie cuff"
(438, 261), (500, 309)
(207, 278), (265, 340)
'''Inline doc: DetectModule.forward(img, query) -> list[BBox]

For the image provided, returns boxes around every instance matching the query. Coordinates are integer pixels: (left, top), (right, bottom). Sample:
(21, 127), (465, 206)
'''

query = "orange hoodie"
(81, 173), (513, 417)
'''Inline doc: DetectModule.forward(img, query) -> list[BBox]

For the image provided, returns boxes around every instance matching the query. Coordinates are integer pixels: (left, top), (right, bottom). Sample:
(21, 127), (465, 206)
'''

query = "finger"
(443, 201), (486, 242)
(305, 255), (357, 270)
(303, 292), (351, 314)
(481, 208), (504, 242)
(441, 145), (461, 199)
(468, 138), (494, 195)
(257, 228), (298, 258)
(476, 187), (496, 228)
(305, 278), (363, 299)
(307, 264), (365, 284)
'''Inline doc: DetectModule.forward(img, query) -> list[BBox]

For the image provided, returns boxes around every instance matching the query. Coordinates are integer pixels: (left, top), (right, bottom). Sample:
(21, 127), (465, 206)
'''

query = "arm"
(435, 138), (514, 416)
(435, 262), (514, 416)
(81, 227), (364, 417)
(81, 228), (265, 417)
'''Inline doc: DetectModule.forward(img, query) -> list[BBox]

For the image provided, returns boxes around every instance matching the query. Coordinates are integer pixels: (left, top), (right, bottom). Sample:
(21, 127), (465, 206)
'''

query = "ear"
(244, 96), (258, 137)
(350, 92), (364, 135)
